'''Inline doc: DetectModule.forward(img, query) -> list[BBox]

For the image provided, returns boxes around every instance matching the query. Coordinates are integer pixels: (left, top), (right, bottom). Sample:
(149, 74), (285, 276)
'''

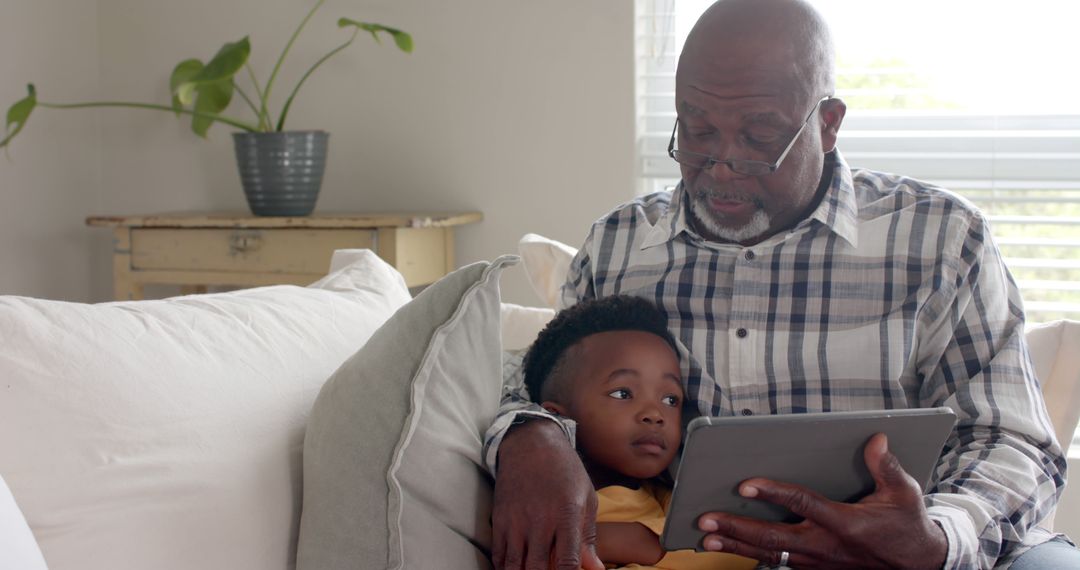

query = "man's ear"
(819, 97), (847, 153)
(541, 401), (568, 417)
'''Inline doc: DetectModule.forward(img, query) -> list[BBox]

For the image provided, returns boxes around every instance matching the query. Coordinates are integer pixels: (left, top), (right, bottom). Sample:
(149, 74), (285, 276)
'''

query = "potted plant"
(1, 0), (412, 216)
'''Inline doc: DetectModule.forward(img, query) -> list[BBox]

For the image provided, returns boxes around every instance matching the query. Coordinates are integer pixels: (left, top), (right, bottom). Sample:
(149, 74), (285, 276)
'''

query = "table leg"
(443, 227), (455, 274)
(112, 228), (144, 301)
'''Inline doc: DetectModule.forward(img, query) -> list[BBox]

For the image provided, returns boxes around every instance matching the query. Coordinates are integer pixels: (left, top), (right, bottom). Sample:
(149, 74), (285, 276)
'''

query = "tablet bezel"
(659, 407), (957, 552)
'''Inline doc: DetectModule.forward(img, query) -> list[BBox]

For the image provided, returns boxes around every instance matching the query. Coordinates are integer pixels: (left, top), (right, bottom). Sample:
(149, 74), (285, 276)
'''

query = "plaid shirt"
(483, 152), (1067, 568)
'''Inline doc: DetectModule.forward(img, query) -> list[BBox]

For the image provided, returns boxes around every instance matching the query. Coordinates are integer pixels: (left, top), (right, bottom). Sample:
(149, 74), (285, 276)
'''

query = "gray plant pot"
(233, 130), (329, 217)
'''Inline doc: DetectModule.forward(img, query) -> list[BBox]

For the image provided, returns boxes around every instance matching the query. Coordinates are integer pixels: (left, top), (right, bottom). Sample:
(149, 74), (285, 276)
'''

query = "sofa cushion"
(1025, 319), (1080, 452)
(297, 256), (515, 570)
(500, 302), (556, 351)
(0, 249), (410, 570)
(518, 233), (577, 308)
(0, 474), (47, 570)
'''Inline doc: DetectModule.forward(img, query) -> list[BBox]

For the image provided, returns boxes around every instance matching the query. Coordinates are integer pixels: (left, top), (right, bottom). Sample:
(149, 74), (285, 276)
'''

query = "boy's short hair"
(522, 295), (679, 403)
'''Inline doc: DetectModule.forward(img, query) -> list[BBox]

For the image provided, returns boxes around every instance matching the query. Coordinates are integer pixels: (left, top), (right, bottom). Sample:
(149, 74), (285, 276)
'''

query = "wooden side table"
(86, 212), (483, 300)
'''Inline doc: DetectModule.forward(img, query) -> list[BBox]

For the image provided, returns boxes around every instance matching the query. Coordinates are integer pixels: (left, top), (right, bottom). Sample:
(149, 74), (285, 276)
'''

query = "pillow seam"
(384, 256), (515, 569)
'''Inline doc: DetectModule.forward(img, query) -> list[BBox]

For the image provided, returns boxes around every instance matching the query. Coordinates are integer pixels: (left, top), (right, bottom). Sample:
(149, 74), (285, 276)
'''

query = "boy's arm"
(595, 522), (664, 566)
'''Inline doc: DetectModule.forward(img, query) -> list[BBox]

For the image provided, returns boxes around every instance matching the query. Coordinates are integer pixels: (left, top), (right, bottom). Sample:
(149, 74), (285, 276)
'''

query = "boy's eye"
(662, 394), (680, 407)
(608, 389), (631, 400)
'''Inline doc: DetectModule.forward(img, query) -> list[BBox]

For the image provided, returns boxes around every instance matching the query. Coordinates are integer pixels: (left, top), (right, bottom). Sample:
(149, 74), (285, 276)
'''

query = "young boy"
(522, 295), (756, 570)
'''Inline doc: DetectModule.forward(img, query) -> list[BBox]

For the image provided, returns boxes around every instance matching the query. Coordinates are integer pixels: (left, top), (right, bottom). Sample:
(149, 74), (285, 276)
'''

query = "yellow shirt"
(595, 484), (757, 570)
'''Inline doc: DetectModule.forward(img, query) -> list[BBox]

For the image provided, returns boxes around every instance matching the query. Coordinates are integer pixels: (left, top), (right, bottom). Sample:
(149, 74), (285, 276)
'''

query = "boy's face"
(544, 330), (683, 481)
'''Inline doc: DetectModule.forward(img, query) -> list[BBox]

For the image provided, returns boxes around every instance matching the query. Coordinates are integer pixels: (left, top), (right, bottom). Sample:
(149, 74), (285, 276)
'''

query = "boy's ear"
(541, 401), (567, 417)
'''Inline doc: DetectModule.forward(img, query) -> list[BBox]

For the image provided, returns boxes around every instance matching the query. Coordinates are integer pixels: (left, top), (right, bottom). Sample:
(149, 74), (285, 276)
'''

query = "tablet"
(659, 407), (957, 552)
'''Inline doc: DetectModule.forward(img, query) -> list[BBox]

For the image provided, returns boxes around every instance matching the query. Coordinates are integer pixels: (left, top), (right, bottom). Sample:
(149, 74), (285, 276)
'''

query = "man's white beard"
(689, 195), (771, 244)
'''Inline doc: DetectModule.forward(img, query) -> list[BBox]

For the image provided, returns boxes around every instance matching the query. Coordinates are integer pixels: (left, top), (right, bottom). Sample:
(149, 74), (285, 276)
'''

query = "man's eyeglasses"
(667, 96), (831, 176)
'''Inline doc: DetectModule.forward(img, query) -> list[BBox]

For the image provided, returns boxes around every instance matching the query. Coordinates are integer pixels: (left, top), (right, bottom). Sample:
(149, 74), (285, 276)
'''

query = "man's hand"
(492, 419), (604, 570)
(696, 433), (948, 569)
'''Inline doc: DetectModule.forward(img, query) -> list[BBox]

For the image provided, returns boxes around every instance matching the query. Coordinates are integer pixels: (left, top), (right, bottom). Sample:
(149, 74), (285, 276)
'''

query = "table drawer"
(131, 228), (376, 274)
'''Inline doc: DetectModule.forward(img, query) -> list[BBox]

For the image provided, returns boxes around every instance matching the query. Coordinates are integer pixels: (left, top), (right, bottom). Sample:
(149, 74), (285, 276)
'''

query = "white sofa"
(1, 241), (1077, 569)
(0, 250), (414, 570)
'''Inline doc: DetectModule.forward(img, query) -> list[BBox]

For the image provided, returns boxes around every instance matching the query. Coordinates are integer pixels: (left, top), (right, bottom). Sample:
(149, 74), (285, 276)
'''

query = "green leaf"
(337, 19), (414, 53)
(190, 79), (234, 137)
(169, 59), (203, 116)
(389, 30), (413, 53)
(194, 37), (251, 82)
(1, 84), (37, 149)
(175, 37), (250, 106)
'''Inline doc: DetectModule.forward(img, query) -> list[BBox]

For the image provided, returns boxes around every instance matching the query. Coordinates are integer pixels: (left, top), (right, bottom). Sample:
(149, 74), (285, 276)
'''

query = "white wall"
(0, 1), (108, 301)
(1, 0), (635, 305)
(78, 0), (634, 305)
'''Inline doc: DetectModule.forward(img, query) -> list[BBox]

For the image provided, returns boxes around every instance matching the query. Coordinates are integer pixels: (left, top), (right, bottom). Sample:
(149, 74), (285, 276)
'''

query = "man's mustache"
(693, 186), (765, 209)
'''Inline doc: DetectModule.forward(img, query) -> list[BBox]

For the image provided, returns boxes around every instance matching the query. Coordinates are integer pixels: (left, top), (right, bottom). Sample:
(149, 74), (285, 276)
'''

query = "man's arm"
(486, 237), (603, 570)
(491, 420), (602, 570)
(557, 238), (596, 311)
(481, 236), (596, 476)
(481, 350), (576, 476)
(694, 214), (1065, 569)
(914, 214), (1065, 568)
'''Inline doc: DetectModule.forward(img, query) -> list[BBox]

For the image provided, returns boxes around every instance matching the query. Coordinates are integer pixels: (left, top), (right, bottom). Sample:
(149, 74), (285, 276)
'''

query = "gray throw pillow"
(297, 256), (516, 570)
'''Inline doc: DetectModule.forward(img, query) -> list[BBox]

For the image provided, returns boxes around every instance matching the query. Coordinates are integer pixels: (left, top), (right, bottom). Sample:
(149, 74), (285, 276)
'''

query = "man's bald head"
(671, 0), (847, 247)
(680, 0), (835, 100)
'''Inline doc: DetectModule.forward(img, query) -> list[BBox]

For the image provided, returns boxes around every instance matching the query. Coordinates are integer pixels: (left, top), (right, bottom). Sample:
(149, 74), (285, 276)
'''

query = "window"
(636, 0), (1080, 324)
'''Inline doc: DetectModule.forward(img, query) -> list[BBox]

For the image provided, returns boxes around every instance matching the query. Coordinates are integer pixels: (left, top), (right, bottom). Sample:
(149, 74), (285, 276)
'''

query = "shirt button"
(740, 408), (754, 416)
(736, 328), (748, 338)
(744, 250), (755, 261)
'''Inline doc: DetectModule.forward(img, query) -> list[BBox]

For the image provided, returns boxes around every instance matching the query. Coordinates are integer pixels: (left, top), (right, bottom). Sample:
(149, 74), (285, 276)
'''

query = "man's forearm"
(490, 411), (602, 570)
(924, 436), (1063, 570)
(916, 217), (1067, 568)
(497, 417), (576, 470)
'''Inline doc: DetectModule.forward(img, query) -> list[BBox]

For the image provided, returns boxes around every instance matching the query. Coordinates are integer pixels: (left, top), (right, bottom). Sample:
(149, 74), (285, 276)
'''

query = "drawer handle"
(229, 231), (263, 254)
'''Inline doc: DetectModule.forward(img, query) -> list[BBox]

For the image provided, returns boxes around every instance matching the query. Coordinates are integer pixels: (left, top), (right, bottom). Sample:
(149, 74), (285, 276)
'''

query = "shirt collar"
(806, 150), (859, 248)
(639, 150), (860, 250)
(640, 183), (690, 249)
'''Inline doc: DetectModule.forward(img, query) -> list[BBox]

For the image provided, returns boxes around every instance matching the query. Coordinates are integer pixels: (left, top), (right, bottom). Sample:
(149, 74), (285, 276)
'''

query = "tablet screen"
(660, 407), (956, 552)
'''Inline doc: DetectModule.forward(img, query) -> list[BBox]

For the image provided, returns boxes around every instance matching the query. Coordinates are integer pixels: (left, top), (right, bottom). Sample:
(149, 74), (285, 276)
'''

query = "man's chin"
(690, 202), (771, 244)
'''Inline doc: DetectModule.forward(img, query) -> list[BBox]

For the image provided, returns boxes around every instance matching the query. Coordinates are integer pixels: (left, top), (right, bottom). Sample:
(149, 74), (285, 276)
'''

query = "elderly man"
(484, 0), (1075, 568)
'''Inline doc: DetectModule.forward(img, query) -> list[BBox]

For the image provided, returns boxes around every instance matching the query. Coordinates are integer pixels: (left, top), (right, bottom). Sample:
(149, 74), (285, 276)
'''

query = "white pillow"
(517, 233), (578, 308)
(500, 302), (556, 351)
(0, 474), (47, 570)
(0, 249), (410, 570)
(1024, 319), (1080, 453)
